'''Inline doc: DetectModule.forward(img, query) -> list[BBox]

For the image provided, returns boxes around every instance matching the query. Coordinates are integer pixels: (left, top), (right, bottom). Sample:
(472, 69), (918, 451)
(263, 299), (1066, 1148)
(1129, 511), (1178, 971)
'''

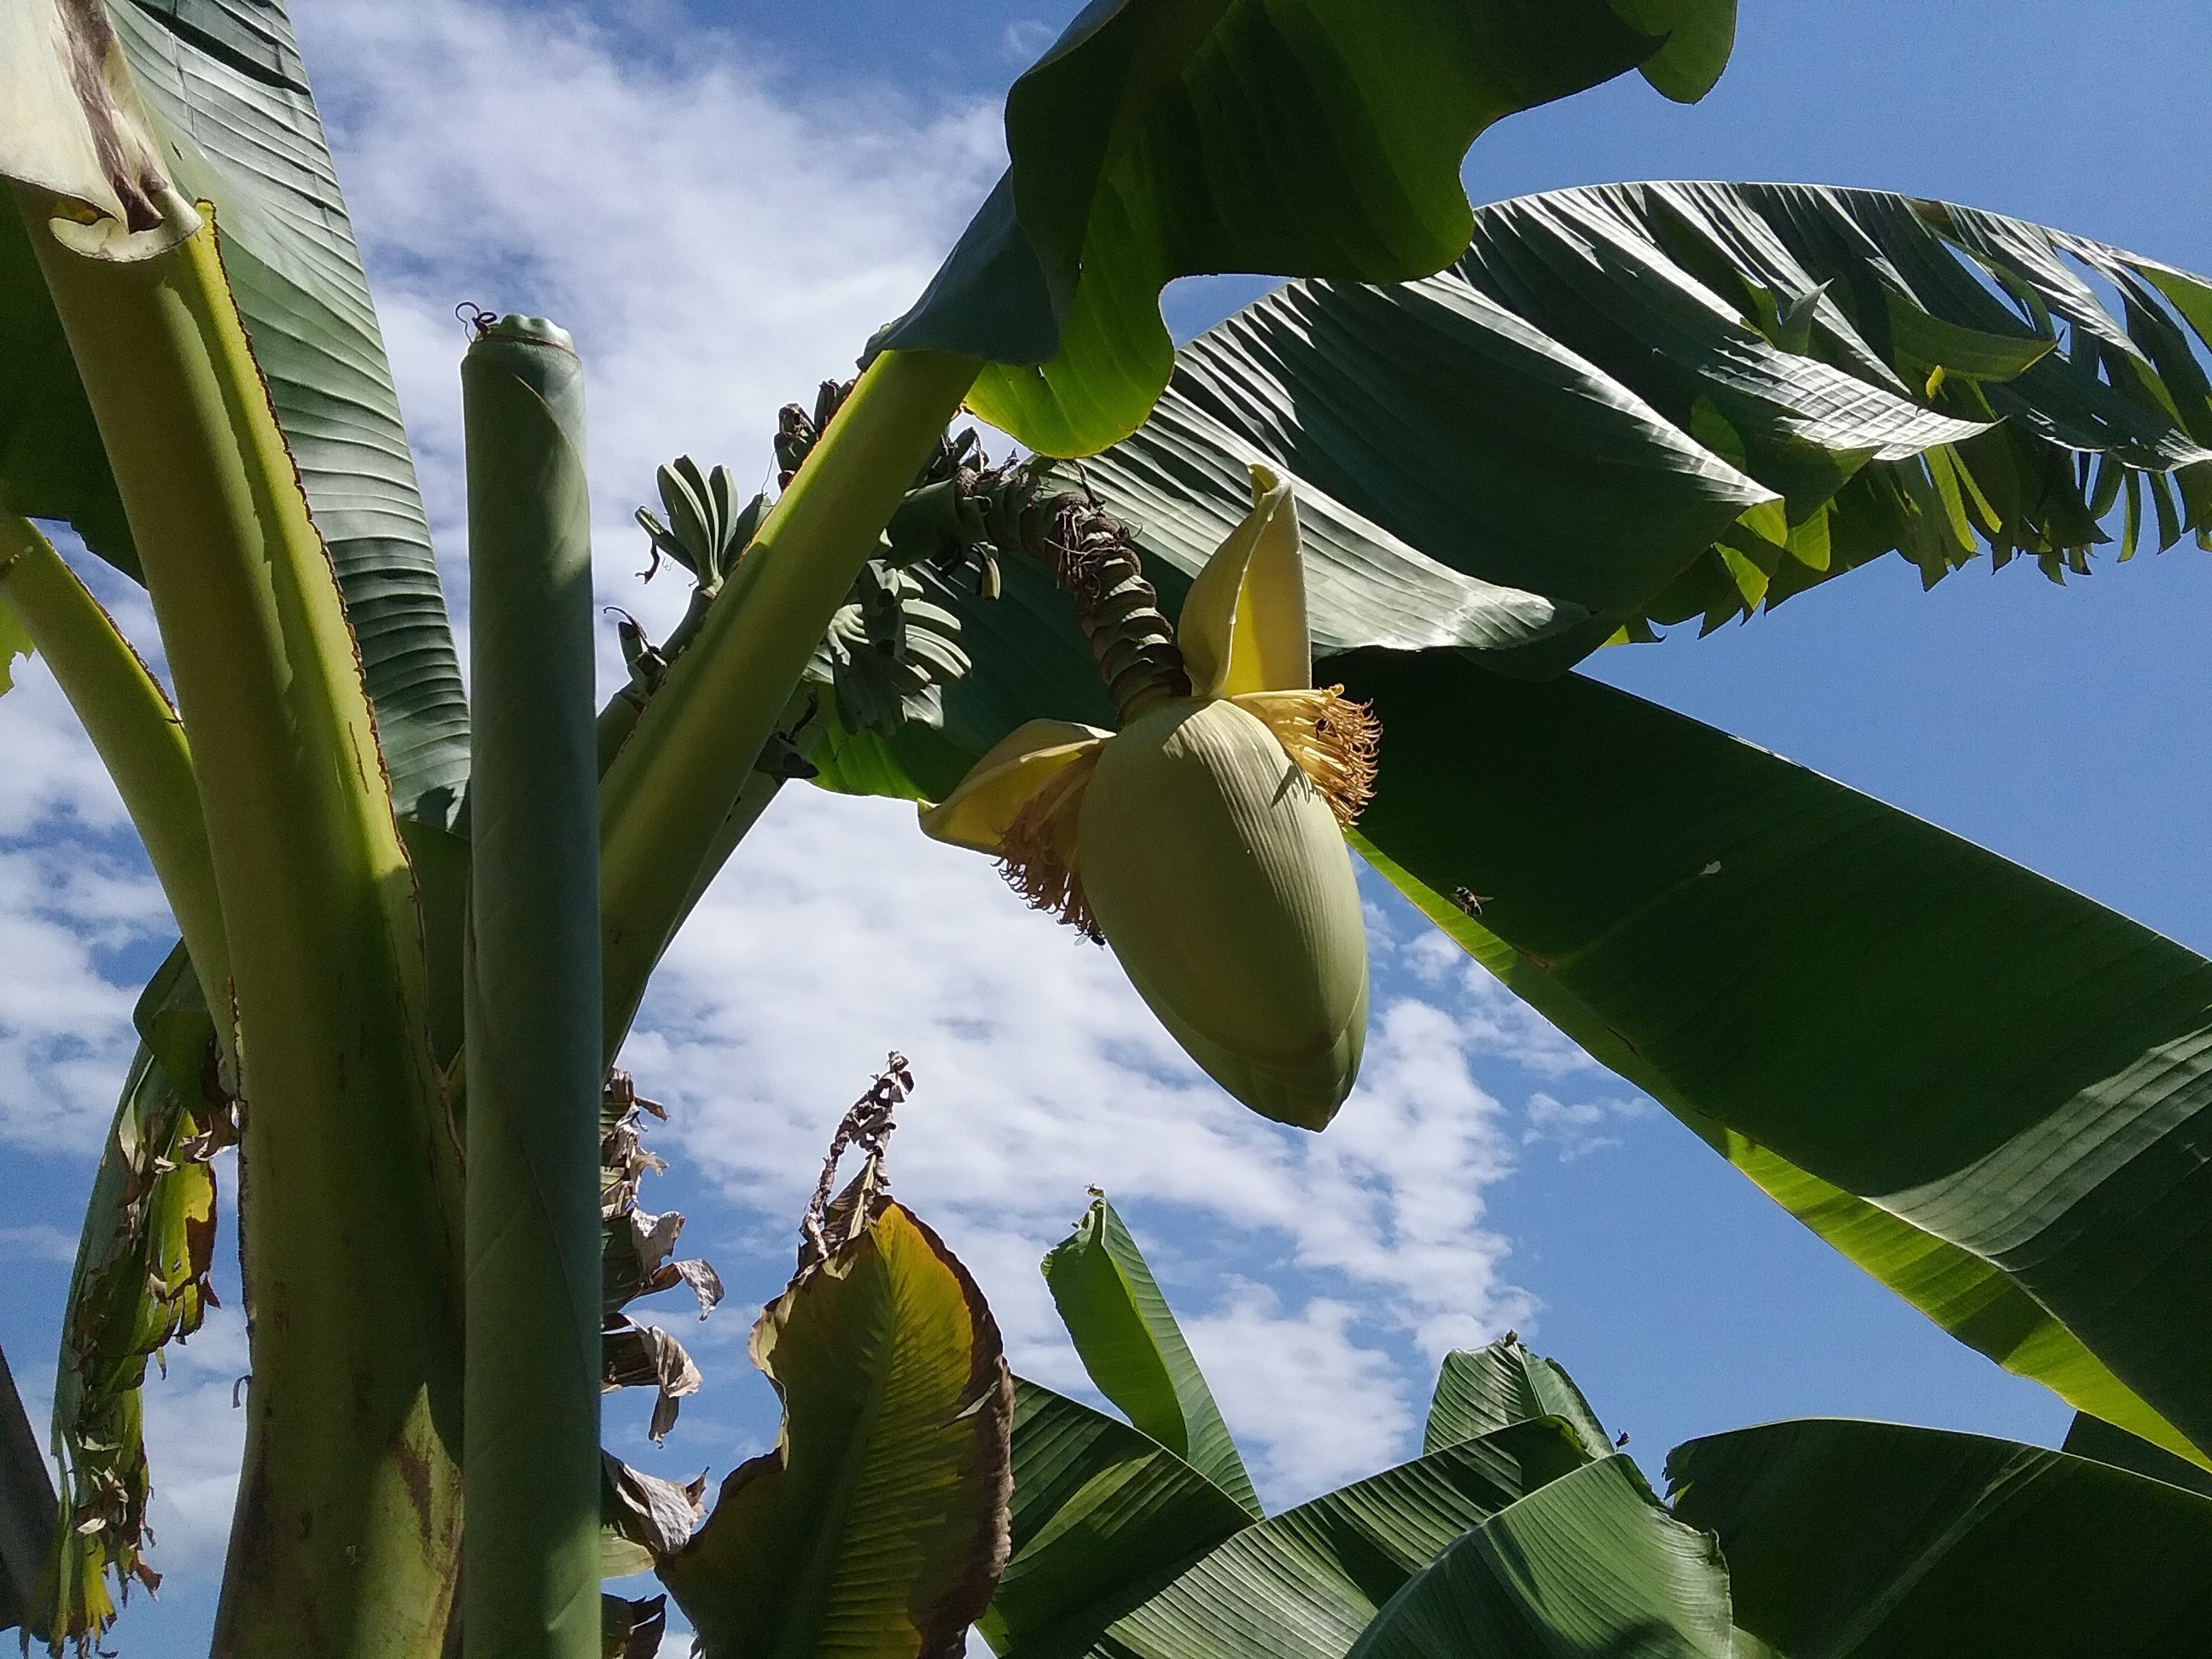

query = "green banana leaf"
(1339, 646), (2212, 1465)
(1005, 1418), (1593, 1658)
(1346, 1456), (1732, 1659)
(0, 1343), (55, 1642)
(0, 0), (469, 822)
(981, 1380), (1254, 1654)
(1423, 1336), (1613, 1462)
(1041, 1195), (1258, 1515)
(2060, 1412), (2212, 1501)
(659, 1202), (1012, 1657)
(1077, 183), (2212, 673)
(884, 0), (1735, 456)
(1667, 1419), (2212, 1656)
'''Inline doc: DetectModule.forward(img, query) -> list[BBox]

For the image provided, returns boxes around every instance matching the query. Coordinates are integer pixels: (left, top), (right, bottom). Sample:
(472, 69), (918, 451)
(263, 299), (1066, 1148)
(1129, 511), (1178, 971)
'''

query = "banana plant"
(2, 0), (1741, 1649)
(983, 1193), (2212, 1658)
(6, 0), (2212, 1654)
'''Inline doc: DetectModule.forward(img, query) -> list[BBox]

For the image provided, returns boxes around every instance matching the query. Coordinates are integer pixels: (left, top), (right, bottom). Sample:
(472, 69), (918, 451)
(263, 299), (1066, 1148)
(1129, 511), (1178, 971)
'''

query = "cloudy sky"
(4, 0), (2211, 1651)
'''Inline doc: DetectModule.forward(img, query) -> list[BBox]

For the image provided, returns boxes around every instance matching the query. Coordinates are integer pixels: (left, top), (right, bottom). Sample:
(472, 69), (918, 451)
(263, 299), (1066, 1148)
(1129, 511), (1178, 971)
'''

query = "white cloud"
(138, 1298), (252, 1574)
(1003, 20), (1059, 63)
(1184, 1284), (1416, 1501)
(0, 1223), (80, 1262)
(0, 827), (172, 1151)
(297, 0), (1004, 657)
(1523, 1091), (1654, 1161)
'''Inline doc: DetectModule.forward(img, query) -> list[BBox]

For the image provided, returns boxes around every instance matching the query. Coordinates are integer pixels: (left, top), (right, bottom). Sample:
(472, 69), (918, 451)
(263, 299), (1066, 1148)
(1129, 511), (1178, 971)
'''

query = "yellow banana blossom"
(919, 466), (1375, 1130)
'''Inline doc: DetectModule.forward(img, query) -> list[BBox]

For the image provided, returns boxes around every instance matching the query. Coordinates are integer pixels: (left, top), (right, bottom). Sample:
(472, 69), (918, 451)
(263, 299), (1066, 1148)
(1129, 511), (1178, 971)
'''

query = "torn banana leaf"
(1080, 183), (2212, 670)
(600, 1073), (722, 1441)
(46, 944), (229, 1649)
(660, 1202), (1011, 1658)
(0, 0), (466, 819)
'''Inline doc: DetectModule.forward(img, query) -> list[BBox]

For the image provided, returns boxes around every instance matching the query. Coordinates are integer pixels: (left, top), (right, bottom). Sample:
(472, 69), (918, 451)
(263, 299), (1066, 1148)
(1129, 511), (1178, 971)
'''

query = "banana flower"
(919, 467), (1374, 1130)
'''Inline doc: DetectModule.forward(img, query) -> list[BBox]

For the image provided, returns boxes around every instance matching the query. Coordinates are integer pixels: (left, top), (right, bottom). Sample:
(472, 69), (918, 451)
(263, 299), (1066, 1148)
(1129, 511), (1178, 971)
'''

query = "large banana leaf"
(1423, 1336), (1612, 1462)
(998, 1418), (1593, 1659)
(884, 0), (1735, 456)
(659, 1202), (1012, 1657)
(827, 524), (2212, 1466)
(1040, 1195), (1258, 1515)
(0, 0), (468, 821)
(981, 1381), (1253, 1654)
(830, 190), (2212, 1466)
(1077, 183), (2212, 674)
(2061, 1411), (2212, 1500)
(1346, 1456), (1732, 1659)
(1340, 646), (2212, 1465)
(1667, 1420), (2212, 1656)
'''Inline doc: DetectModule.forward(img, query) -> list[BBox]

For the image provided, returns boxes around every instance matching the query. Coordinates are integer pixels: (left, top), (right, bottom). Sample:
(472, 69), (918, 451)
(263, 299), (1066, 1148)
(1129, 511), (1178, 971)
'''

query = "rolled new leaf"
(1423, 1334), (1614, 1460)
(1041, 1194), (1258, 1515)
(463, 314), (602, 1659)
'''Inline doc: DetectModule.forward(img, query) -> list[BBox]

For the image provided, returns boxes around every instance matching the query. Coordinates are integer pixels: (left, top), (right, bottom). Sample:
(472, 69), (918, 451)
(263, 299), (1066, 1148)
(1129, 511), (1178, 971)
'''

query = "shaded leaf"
(1347, 1455), (1732, 1659)
(1423, 1335), (1612, 1461)
(660, 1202), (1012, 1658)
(2060, 1412), (2212, 1501)
(0, 1344), (56, 1641)
(1042, 1195), (1258, 1515)
(1668, 1419), (2212, 1656)
(886, 0), (1734, 455)
(602, 1592), (667, 1659)
(0, 592), (32, 696)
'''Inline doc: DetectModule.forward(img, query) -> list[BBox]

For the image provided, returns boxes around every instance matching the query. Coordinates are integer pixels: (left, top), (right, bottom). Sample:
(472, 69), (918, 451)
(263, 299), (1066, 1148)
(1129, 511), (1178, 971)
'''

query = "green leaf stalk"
(26, 198), (463, 1657)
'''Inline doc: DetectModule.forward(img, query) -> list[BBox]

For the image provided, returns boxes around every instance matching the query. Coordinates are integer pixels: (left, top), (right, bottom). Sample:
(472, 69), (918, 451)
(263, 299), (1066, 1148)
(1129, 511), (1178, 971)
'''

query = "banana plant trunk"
(460, 315), (604, 1658)
(26, 203), (466, 1656)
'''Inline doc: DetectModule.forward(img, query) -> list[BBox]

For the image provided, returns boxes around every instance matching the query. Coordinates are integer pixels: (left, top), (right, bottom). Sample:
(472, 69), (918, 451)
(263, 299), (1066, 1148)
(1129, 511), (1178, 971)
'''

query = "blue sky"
(3, 1), (2209, 1651)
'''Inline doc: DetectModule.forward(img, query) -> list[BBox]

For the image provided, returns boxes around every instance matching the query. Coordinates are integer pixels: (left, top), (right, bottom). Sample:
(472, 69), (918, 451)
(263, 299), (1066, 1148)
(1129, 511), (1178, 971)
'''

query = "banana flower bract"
(920, 468), (1373, 1129)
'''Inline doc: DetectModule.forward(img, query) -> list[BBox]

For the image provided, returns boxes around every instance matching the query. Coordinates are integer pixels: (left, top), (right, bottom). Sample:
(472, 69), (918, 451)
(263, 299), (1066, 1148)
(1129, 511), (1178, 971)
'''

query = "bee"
(1450, 887), (1491, 917)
